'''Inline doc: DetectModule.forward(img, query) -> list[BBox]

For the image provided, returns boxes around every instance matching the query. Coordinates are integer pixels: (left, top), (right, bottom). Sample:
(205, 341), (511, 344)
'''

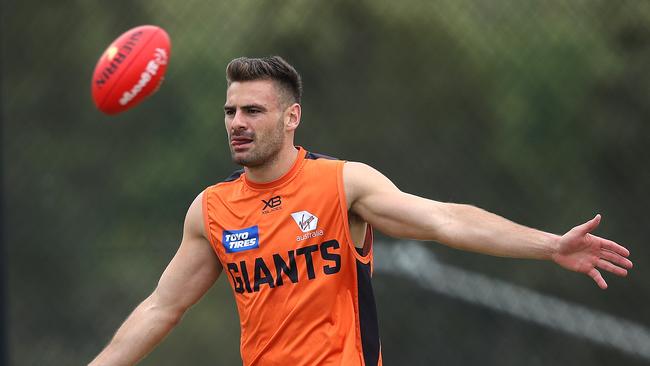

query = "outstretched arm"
(343, 162), (632, 289)
(89, 192), (222, 365)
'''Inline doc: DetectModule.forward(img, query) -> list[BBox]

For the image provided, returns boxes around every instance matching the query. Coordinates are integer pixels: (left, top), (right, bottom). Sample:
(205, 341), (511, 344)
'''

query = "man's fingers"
(600, 237), (631, 257)
(597, 259), (628, 277)
(574, 214), (601, 235)
(600, 249), (633, 269)
(588, 268), (608, 290)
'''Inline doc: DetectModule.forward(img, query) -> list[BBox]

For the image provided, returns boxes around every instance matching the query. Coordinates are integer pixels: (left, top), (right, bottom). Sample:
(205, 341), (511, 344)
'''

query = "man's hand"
(552, 214), (633, 290)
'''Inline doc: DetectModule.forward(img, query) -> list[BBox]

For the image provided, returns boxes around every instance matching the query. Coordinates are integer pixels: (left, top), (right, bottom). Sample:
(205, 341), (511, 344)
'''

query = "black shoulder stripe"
(305, 151), (338, 160)
(223, 168), (244, 182)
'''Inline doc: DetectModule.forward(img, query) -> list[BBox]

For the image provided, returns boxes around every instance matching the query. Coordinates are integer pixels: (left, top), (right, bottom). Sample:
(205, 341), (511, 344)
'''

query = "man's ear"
(285, 103), (301, 131)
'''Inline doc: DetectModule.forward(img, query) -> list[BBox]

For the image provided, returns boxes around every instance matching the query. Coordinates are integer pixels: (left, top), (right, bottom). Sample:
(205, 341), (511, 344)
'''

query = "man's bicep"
(154, 193), (222, 311)
(343, 162), (399, 208)
(344, 162), (447, 239)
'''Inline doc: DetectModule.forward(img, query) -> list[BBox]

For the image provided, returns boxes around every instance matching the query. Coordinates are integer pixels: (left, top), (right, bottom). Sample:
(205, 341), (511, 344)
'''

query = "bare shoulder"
(343, 161), (376, 178)
(343, 162), (373, 207)
(343, 161), (399, 209)
(342, 161), (373, 189)
(183, 191), (208, 240)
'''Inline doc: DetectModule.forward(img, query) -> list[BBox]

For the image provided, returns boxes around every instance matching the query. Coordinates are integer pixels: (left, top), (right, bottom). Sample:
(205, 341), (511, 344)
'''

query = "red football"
(91, 25), (171, 115)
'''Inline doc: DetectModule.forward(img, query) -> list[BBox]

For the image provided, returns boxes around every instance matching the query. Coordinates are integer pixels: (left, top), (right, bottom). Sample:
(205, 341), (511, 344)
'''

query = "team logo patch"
(291, 211), (318, 232)
(262, 195), (282, 214)
(222, 225), (260, 253)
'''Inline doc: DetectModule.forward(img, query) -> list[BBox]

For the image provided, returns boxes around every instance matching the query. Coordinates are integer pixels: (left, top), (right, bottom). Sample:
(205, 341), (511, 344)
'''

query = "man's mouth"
(231, 137), (253, 150)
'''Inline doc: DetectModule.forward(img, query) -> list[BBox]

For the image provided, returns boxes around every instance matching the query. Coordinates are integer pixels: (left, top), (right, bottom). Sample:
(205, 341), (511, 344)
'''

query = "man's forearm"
(434, 203), (560, 259)
(89, 296), (182, 366)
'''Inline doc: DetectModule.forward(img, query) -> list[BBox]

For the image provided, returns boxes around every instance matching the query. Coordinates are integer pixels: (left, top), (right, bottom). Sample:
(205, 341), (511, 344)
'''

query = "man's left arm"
(343, 162), (633, 289)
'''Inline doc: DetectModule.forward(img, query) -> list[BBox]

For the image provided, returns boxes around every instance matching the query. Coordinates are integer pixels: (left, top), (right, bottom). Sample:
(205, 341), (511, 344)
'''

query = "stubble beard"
(230, 118), (285, 168)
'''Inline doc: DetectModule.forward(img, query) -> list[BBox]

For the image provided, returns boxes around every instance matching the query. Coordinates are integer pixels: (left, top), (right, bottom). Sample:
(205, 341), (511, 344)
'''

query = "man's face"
(224, 80), (288, 167)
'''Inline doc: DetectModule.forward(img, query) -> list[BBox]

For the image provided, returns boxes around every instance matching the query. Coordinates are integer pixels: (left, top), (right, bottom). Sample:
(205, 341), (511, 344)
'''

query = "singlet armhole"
(336, 161), (373, 265)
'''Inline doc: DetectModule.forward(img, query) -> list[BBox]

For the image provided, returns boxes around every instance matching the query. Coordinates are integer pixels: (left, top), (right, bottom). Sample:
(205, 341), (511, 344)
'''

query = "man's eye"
(225, 110), (235, 116)
(248, 109), (260, 114)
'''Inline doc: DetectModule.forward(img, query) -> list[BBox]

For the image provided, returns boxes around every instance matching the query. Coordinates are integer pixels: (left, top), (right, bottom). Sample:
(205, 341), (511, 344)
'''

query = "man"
(90, 56), (633, 366)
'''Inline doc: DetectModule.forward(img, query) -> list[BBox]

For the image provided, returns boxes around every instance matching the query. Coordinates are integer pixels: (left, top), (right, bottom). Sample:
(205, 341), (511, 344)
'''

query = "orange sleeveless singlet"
(202, 147), (382, 365)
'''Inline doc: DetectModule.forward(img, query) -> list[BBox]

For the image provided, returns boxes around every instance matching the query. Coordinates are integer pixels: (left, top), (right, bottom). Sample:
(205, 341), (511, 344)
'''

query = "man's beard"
(230, 119), (284, 168)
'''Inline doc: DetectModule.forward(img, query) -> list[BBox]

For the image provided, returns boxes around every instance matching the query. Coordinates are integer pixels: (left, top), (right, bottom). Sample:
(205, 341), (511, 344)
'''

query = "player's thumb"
(574, 214), (601, 235)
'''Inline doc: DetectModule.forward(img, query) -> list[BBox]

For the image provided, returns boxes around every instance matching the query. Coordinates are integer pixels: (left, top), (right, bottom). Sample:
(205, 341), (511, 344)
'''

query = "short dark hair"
(226, 56), (302, 104)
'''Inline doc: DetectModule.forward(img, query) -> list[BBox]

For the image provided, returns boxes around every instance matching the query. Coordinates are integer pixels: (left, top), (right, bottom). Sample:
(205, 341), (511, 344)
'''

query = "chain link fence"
(4, 0), (650, 365)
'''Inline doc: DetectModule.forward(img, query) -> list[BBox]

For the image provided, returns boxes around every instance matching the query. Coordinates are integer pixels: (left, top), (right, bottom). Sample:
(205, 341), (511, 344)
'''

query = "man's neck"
(244, 145), (300, 183)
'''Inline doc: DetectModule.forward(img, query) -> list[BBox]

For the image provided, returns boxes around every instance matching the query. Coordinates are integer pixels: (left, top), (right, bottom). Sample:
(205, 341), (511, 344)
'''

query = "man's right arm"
(89, 192), (222, 366)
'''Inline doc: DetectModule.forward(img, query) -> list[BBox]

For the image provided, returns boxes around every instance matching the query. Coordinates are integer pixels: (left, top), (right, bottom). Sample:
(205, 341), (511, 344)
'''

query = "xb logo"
(262, 196), (282, 213)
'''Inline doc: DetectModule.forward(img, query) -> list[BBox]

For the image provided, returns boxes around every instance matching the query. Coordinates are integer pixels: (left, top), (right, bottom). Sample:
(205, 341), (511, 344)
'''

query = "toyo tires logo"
(119, 48), (168, 106)
(222, 225), (260, 253)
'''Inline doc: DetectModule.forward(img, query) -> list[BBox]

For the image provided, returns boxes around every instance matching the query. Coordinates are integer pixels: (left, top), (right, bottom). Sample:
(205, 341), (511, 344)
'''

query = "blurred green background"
(3, 0), (650, 365)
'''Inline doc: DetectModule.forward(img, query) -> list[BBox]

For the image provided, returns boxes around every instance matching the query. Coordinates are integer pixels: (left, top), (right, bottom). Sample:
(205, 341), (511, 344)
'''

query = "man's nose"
(231, 110), (247, 130)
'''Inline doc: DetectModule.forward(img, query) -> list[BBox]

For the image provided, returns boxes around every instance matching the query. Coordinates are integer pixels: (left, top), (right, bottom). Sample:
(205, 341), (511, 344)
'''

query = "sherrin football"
(91, 25), (171, 115)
